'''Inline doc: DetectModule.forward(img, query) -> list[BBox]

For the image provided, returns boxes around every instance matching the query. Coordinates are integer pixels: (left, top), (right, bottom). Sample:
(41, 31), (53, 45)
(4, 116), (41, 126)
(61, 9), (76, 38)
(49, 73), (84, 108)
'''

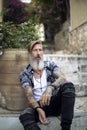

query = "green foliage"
(0, 18), (39, 48)
(30, 0), (68, 36)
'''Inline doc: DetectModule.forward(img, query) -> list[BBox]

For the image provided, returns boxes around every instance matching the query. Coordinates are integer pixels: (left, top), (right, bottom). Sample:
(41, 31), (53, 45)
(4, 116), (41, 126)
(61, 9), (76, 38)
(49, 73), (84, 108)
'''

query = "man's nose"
(37, 50), (41, 55)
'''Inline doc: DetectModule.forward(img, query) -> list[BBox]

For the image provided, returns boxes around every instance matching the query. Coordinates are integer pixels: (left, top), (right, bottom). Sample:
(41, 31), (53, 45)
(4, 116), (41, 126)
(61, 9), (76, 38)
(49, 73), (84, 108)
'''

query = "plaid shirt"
(19, 60), (60, 88)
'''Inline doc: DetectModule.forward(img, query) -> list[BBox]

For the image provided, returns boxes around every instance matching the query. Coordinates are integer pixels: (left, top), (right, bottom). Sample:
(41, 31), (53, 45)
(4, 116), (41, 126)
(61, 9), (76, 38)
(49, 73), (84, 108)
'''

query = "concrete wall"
(70, 0), (87, 30)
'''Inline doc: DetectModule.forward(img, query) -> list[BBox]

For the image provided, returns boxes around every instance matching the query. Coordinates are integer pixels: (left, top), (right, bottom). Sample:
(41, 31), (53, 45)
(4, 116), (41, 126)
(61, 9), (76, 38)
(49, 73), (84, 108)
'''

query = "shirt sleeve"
(50, 61), (60, 74)
(19, 70), (32, 88)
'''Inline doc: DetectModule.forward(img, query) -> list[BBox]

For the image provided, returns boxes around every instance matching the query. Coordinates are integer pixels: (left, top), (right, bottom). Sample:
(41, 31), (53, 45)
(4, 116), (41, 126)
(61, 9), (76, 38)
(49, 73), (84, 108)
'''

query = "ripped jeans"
(19, 82), (75, 130)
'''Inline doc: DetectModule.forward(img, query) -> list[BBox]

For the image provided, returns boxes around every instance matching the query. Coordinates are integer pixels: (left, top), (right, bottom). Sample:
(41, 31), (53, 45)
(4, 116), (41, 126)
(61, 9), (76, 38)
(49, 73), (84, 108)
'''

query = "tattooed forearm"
(24, 87), (40, 109)
(27, 92), (39, 108)
(51, 77), (67, 88)
(43, 86), (54, 95)
(26, 92), (33, 100)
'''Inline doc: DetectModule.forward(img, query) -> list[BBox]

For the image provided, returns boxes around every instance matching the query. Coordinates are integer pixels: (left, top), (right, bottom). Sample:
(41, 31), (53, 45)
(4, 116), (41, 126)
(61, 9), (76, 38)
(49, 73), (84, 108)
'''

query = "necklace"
(34, 70), (43, 91)
(34, 70), (43, 79)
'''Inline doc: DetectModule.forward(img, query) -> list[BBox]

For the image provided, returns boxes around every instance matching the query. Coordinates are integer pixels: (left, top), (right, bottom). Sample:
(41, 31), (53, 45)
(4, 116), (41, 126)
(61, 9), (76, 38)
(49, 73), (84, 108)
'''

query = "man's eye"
(39, 49), (42, 51)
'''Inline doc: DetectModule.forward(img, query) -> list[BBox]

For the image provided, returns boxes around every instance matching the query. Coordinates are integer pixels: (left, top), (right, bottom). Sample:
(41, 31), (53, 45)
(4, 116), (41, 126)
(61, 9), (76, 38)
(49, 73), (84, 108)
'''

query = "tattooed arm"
(24, 86), (50, 125)
(51, 71), (67, 88)
(24, 86), (40, 109)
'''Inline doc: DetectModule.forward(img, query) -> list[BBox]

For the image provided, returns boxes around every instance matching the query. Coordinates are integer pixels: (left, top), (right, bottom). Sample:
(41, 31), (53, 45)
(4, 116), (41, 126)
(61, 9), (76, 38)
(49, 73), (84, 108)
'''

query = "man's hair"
(27, 40), (42, 52)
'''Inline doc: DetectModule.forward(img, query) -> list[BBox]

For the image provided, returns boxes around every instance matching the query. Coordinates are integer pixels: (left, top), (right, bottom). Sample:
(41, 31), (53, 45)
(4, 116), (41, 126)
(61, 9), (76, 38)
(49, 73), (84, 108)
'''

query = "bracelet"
(35, 106), (41, 110)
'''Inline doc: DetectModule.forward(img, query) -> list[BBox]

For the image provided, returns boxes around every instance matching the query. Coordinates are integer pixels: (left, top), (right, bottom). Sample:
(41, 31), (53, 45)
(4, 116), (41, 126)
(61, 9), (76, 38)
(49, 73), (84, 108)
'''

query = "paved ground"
(0, 96), (87, 130)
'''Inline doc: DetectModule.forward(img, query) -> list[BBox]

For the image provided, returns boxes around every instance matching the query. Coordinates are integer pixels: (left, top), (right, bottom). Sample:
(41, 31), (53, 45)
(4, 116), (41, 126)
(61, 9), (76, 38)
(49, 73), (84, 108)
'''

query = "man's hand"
(37, 108), (50, 125)
(40, 86), (54, 107)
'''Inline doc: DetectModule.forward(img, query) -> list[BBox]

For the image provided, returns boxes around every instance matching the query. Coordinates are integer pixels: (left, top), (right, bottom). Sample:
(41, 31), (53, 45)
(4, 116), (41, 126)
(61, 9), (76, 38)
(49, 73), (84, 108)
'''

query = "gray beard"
(29, 56), (44, 71)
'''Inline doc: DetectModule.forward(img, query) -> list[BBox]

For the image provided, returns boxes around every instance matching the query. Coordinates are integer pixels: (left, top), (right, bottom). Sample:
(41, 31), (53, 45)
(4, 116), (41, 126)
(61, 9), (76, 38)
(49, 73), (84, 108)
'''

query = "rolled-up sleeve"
(19, 71), (31, 88)
(51, 61), (60, 74)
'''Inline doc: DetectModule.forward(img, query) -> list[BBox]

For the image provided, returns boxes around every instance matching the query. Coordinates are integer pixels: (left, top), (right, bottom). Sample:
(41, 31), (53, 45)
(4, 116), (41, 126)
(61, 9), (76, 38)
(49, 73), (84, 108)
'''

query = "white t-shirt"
(33, 69), (47, 101)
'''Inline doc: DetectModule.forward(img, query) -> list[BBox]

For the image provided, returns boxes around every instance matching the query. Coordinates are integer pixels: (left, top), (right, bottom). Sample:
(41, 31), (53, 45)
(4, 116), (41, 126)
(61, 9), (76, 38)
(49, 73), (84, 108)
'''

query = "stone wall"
(69, 22), (87, 54)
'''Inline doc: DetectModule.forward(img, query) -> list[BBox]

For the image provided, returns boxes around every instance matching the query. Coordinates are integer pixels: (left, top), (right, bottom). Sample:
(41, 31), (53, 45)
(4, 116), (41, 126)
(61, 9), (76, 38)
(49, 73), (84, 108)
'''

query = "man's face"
(30, 43), (43, 60)
(29, 43), (44, 70)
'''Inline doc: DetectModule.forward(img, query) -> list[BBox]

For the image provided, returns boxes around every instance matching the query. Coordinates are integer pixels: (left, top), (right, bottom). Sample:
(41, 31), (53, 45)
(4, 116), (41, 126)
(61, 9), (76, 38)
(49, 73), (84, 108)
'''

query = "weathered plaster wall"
(69, 22), (87, 54)
(70, 0), (87, 30)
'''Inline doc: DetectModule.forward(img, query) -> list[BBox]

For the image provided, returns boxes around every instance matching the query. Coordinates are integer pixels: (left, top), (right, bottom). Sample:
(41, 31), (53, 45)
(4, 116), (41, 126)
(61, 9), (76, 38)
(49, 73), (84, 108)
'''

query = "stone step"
(0, 112), (87, 130)
(75, 97), (87, 112)
(0, 117), (61, 130)
(0, 96), (87, 130)
(75, 83), (87, 97)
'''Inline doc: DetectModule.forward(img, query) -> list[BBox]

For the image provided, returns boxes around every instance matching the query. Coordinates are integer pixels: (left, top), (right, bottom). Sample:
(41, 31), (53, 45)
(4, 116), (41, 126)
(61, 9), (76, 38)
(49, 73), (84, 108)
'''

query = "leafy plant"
(3, 0), (29, 24)
(0, 18), (39, 48)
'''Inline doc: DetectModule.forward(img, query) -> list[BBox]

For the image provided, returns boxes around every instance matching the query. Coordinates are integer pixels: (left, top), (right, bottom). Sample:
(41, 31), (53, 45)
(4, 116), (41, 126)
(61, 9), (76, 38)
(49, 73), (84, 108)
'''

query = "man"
(19, 40), (75, 130)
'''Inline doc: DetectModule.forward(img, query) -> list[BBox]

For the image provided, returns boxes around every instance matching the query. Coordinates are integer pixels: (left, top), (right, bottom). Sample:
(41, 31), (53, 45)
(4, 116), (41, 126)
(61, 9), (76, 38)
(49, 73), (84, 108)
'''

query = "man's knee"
(61, 82), (75, 97)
